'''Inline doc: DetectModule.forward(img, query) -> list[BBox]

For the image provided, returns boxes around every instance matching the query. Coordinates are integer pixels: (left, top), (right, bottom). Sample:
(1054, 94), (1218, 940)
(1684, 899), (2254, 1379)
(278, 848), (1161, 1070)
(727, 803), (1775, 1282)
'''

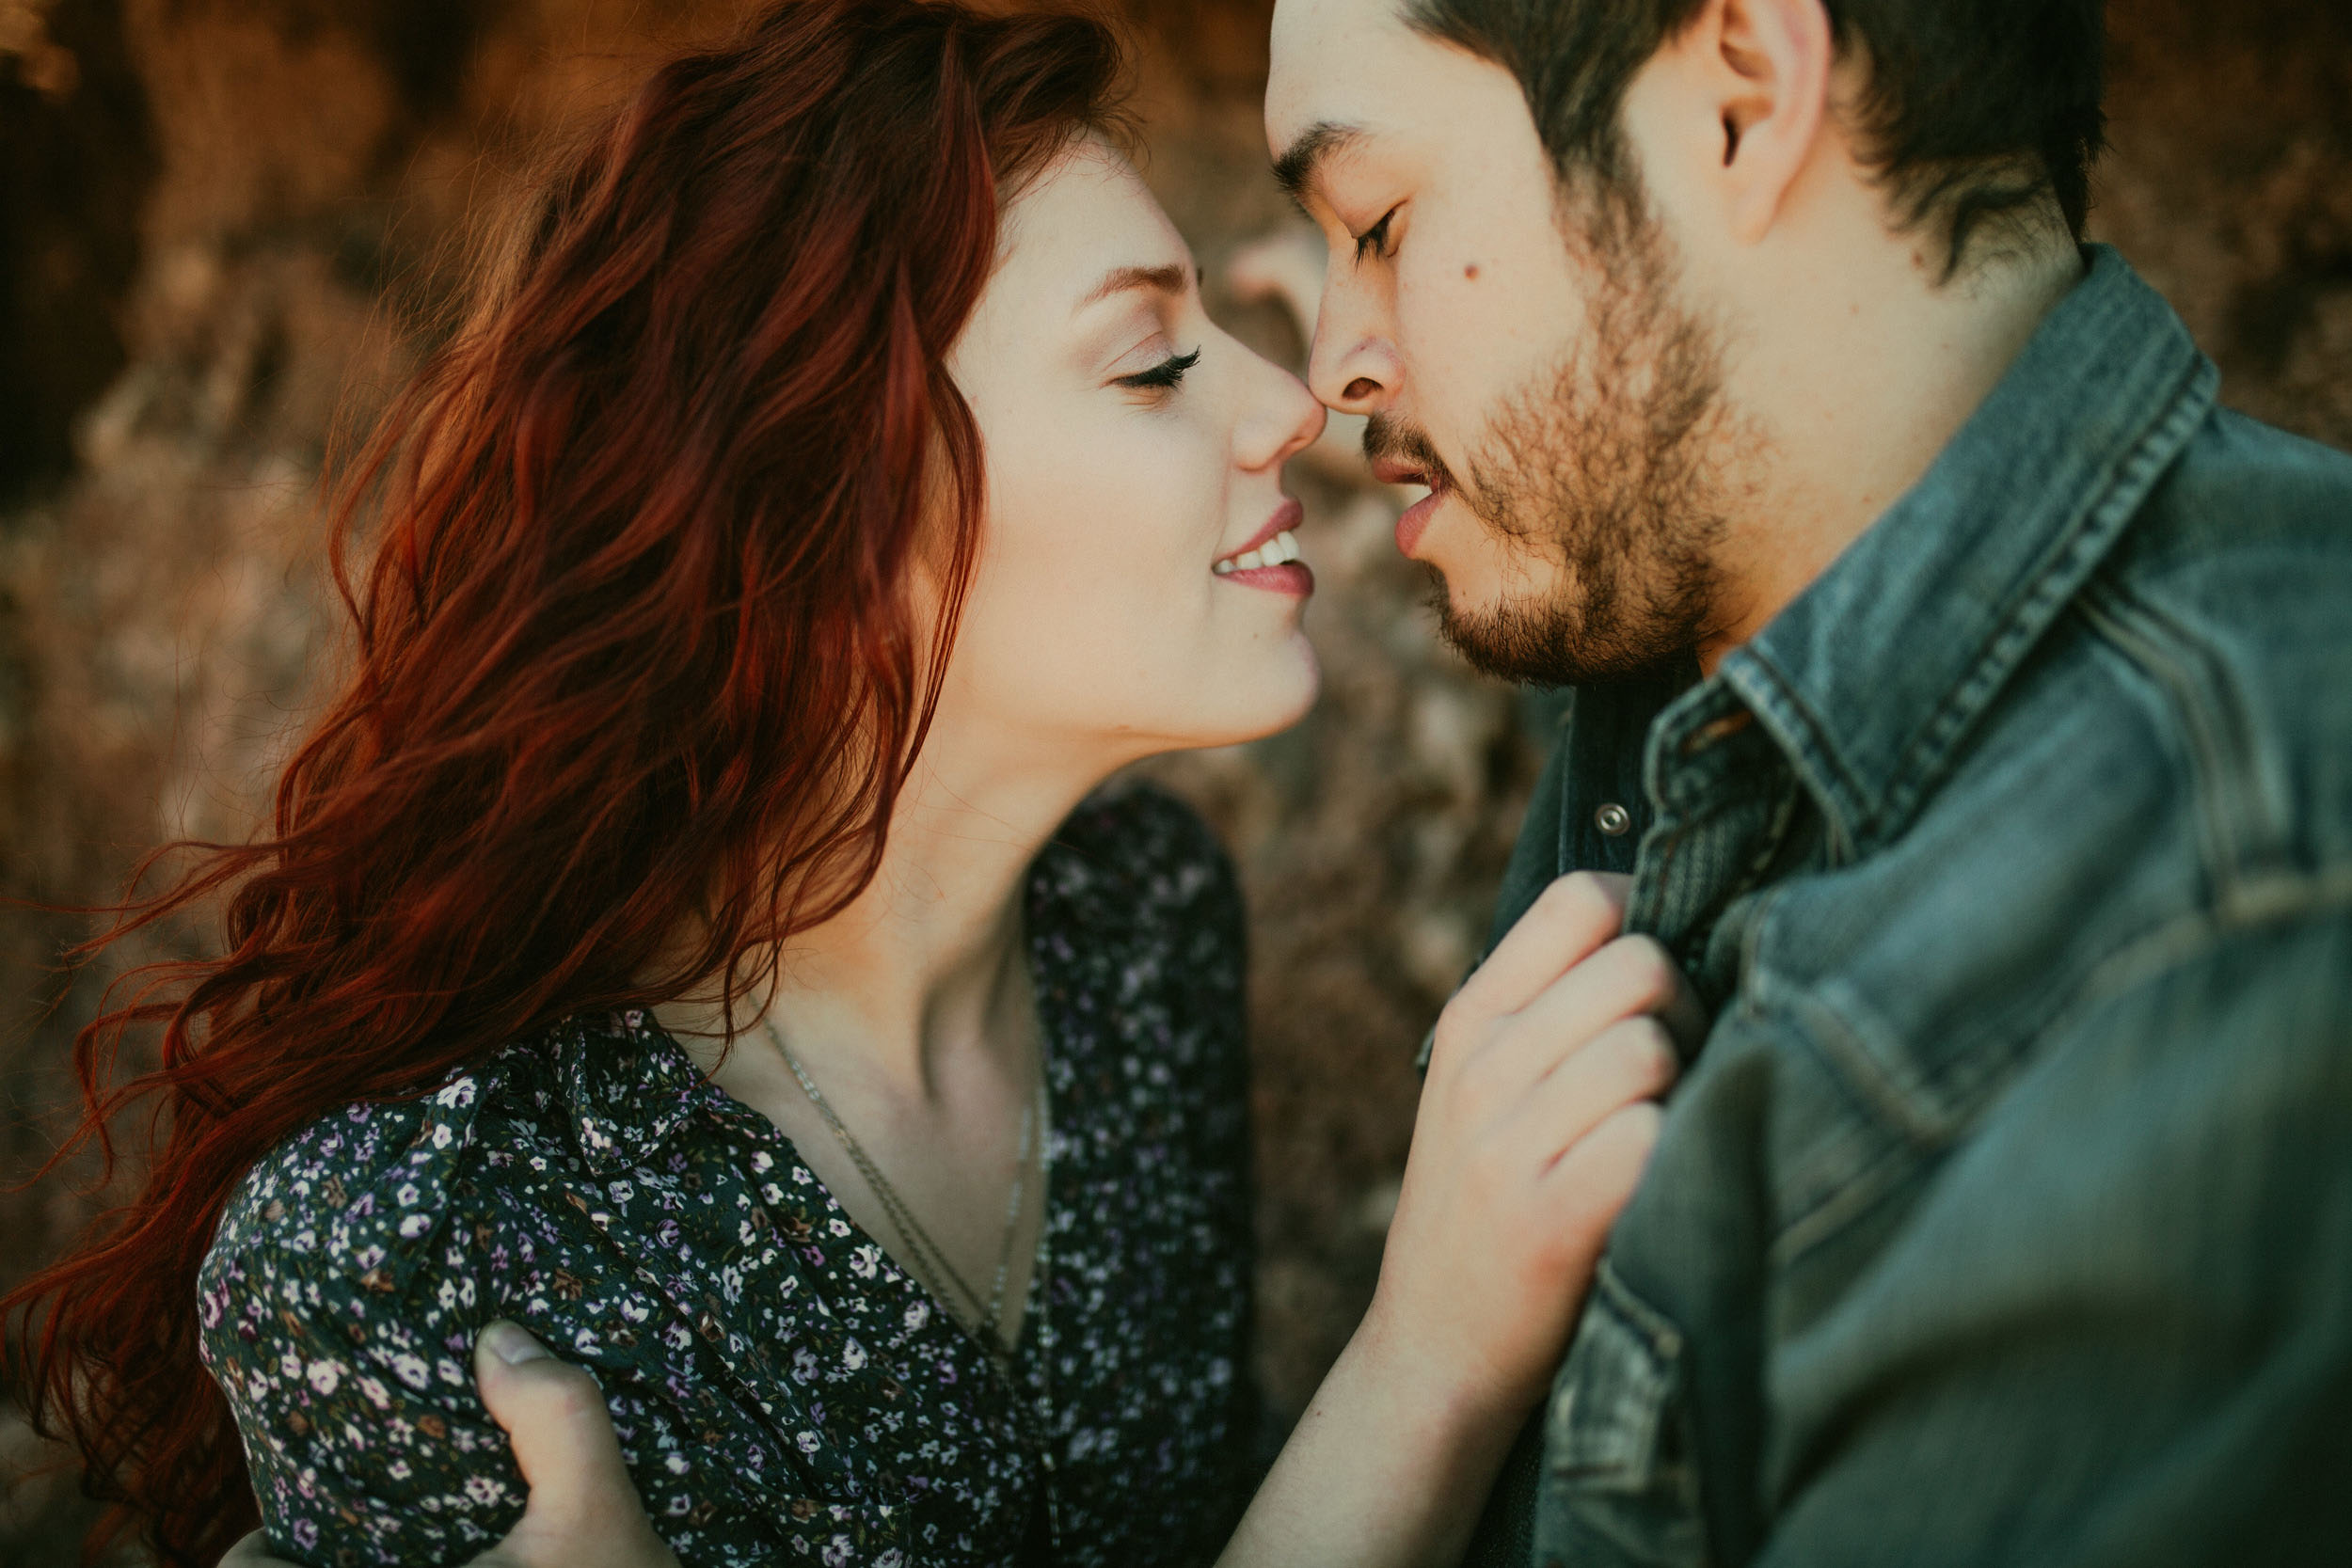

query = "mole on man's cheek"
(1464, 262), (1480, 280)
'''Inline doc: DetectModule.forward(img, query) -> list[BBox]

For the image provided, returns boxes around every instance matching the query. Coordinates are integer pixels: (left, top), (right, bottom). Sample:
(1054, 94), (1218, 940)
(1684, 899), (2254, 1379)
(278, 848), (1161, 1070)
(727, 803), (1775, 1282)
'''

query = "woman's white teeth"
(1215, 530), (1300, 575)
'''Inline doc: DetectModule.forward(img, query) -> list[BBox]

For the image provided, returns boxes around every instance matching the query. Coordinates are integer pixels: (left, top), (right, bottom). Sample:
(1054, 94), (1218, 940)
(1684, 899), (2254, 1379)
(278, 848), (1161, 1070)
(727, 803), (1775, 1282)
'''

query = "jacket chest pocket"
(1536, 1262), (1708, 1568)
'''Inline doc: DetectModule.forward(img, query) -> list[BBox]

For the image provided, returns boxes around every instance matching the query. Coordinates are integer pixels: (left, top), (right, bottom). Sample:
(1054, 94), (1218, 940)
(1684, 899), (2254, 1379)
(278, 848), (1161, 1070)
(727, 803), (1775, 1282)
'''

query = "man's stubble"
(1374, 181), (1746, 688)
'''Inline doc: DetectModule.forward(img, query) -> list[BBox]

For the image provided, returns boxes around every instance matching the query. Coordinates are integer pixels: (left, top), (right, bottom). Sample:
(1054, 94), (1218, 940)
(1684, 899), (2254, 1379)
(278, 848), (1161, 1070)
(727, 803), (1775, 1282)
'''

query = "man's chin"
(1433, 580), (1696, 689)
(1437, 609), (1582, 686)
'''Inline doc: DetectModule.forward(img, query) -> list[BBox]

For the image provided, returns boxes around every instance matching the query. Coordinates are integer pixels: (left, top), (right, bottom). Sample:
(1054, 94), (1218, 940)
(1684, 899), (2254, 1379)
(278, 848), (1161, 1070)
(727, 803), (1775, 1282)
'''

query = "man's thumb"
(465, 1323), (680, 1568)
(474, 1321), (639, 1525)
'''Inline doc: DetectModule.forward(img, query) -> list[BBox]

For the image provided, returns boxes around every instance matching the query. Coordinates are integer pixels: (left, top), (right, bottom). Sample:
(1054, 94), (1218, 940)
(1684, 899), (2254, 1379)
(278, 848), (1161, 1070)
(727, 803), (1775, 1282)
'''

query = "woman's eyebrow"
(1076, 261), (1191, 312)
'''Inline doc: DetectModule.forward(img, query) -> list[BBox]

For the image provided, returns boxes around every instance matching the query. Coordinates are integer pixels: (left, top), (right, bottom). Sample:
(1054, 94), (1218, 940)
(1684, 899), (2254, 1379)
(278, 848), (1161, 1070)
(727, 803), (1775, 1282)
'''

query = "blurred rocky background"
(2, 0), (2347, 1559)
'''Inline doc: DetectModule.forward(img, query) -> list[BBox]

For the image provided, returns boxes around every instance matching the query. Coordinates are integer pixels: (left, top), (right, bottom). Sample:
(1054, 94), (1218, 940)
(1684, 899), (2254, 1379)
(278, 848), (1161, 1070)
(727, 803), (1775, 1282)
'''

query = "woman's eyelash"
(1116, 348), (1201, 391)
(1353, 207), (1399, 262)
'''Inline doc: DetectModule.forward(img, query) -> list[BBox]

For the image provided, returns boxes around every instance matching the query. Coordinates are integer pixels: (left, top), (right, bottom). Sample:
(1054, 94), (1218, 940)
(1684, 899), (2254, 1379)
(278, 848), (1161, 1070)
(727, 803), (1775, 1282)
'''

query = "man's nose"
(1308, 288), (1402, 416)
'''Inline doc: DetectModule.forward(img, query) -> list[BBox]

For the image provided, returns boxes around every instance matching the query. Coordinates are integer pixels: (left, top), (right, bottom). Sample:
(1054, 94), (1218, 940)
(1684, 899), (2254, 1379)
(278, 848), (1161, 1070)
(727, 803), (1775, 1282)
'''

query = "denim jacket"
(1465, 246), (2352, 1567)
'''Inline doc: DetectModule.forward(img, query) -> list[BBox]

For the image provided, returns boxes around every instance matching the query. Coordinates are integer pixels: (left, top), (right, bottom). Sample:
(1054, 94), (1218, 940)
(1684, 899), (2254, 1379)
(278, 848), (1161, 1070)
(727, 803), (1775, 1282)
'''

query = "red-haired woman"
(10, 2), (1685, 1565)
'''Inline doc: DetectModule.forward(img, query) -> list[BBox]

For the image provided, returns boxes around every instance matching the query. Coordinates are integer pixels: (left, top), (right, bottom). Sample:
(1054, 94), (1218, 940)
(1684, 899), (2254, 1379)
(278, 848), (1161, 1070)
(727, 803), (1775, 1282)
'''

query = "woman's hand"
(1217, 870), (1701, 1568)
(1362, 869), (1699, 1418)
(220, 1323), (679, 1568)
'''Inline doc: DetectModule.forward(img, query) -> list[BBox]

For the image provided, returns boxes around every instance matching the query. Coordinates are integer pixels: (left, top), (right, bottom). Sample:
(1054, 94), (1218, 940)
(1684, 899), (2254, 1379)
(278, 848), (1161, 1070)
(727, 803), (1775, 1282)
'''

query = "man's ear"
(1665, 0), (1835, 245)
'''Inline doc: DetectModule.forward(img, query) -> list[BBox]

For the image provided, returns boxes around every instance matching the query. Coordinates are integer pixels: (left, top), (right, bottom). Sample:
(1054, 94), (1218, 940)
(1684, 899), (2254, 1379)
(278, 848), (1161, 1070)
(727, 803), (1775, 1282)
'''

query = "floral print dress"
(198, 786), (1258, 1568)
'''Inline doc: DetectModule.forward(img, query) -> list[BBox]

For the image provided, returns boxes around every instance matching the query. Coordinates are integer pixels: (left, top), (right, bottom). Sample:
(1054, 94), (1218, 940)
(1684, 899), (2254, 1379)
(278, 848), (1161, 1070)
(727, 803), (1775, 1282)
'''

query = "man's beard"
(1367, 183), (1739, 688)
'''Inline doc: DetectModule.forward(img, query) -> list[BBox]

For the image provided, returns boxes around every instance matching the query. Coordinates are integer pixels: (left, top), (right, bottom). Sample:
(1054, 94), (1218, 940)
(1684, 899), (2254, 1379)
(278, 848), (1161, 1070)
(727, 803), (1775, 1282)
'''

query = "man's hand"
(1364, 870), (1703, 1417)
(221, 1322), (680, 1568)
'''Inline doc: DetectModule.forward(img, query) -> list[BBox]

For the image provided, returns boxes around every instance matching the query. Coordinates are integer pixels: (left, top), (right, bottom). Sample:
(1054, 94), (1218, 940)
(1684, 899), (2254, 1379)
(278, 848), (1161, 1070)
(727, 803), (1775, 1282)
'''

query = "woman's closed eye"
(1352, 206), (1399, 264)
(1115, 347), (1201, 392)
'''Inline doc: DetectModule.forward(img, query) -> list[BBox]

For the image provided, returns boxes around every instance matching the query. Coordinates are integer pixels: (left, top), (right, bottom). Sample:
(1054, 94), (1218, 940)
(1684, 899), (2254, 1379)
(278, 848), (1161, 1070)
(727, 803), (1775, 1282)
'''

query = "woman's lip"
(1217, 561), (1314, 597)
(1217, 497), (1305, 565)
(1394, 488), (1445, 559)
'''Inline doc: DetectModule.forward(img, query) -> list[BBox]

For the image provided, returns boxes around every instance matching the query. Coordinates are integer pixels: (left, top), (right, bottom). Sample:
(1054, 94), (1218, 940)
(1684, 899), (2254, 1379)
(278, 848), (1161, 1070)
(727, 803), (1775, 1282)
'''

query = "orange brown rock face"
(1, 3), (2346, 1557)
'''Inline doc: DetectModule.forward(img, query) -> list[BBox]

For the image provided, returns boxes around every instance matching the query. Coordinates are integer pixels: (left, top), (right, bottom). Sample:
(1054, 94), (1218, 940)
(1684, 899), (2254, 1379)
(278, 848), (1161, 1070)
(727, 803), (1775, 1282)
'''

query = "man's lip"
(1394, 488), (1445, 559)
(1216, 497), (1304, 565)
(1371, 456), (1439, 489)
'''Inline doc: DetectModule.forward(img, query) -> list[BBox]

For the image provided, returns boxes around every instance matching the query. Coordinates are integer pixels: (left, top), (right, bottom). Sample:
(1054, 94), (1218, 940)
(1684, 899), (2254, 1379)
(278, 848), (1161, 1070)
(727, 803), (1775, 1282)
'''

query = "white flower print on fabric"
(196, 787), (1257, 1568)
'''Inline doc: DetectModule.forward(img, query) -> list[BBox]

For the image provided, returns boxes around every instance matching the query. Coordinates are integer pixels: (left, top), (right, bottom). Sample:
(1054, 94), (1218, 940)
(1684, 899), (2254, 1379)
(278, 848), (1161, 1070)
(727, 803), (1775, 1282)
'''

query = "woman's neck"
(663, 721), (1129, 1102)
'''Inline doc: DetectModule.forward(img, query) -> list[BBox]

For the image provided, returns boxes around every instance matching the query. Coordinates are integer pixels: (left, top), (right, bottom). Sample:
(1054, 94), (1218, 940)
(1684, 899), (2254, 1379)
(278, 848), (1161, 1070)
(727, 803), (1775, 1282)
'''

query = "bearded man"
(1262, 0), (2352, 1563)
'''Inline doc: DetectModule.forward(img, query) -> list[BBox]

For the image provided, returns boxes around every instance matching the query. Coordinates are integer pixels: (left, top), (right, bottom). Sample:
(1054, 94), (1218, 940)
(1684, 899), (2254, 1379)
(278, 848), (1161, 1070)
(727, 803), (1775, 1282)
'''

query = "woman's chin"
(1185, 643), (1322, 751)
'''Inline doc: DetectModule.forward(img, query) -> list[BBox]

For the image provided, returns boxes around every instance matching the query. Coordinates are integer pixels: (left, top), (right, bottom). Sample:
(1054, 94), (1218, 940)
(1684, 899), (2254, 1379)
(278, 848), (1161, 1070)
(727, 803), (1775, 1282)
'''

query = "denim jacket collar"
(1712, 245), (2218, 859)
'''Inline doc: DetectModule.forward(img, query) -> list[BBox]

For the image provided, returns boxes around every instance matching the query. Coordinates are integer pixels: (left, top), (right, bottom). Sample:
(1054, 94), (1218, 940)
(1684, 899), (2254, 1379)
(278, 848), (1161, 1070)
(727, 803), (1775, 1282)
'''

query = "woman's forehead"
(993, 140), (1191, 315)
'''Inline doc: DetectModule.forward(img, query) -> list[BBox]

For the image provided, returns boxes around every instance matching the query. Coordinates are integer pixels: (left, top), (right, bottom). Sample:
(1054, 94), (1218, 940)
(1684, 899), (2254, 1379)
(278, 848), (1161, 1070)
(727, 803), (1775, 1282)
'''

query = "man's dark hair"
(1406, 0), (2106, 277)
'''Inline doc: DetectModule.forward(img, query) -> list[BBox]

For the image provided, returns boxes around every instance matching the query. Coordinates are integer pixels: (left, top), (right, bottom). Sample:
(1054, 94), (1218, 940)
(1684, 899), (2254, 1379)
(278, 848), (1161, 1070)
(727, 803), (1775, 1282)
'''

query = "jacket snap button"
(1595, 801), (1633, 836)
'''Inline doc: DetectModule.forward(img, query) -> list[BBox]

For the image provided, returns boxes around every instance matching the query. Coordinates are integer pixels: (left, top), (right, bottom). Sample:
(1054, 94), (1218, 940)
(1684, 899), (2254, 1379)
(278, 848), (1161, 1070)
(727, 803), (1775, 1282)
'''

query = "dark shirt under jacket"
(1461, 245), (2352, 1567)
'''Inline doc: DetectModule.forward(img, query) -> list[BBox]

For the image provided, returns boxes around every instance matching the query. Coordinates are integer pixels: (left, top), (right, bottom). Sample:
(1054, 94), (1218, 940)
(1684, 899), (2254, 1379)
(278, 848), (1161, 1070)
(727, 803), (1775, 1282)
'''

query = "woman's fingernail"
(479, 1320), (551, 1365)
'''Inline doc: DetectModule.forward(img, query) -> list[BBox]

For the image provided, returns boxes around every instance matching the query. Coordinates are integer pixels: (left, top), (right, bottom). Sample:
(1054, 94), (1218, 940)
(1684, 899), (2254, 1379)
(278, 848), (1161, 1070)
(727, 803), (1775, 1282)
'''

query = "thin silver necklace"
(755, 1011), (1062, 1556)
(761, 1016), (1040, 1357)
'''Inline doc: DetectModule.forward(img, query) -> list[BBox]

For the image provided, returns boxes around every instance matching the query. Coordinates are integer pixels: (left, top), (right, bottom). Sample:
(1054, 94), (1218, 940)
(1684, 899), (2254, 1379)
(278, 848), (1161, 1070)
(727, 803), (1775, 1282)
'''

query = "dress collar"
(550, 1008), (712, 1175)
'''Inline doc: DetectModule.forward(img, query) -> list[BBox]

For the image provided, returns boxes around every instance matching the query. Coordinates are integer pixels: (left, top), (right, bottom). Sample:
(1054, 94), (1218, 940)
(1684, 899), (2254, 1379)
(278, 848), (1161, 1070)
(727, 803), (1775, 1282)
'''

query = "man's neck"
(1698, 233), (2086, 674)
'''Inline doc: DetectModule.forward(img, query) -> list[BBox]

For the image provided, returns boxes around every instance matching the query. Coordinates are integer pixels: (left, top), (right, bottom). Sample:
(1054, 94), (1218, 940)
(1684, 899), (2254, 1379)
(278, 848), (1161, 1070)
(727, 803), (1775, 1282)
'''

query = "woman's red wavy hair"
(5, 2), (1124, 1561)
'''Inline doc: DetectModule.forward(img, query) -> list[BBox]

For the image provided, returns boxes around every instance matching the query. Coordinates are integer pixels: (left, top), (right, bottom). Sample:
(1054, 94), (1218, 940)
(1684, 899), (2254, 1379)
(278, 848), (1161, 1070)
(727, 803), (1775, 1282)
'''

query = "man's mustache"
(1362, 412), (1457, 492)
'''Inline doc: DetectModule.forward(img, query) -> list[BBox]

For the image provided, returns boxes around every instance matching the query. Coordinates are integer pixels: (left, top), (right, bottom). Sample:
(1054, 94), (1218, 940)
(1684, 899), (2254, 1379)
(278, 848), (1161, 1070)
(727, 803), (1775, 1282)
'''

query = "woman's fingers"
(1445, 933), (1701, 1125)
(469, 1323), (681, 1568)
(1443, 873), (1630, 1034)
(1506, 933), (1708, 1060)
(1509, 1015), (1680, 1168)
(1538, 1100), (1666, 1239)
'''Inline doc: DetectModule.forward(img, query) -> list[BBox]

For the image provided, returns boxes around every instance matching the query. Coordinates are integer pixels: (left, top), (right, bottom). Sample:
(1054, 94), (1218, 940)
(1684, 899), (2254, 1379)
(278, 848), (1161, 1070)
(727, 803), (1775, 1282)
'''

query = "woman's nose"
(1240, 356), (1327, 473)
(1272, 367), (1327, 468)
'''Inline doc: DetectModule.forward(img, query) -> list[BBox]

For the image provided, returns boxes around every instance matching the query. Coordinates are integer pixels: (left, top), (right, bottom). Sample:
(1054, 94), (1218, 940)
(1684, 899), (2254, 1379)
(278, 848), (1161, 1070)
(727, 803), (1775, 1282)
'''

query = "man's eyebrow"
(1273, 120), (1364, 209)
(1078, 262), (1191, 310)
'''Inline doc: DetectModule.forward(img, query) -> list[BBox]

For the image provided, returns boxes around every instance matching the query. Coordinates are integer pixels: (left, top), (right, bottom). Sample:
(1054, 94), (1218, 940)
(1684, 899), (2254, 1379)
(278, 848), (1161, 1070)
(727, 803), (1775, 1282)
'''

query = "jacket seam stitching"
(2061, 863), (2352, 1025)
(1867, 356), (2217, 846)
(2074, 575), (2281, 896)
(1763, 868), (2352, 1271)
